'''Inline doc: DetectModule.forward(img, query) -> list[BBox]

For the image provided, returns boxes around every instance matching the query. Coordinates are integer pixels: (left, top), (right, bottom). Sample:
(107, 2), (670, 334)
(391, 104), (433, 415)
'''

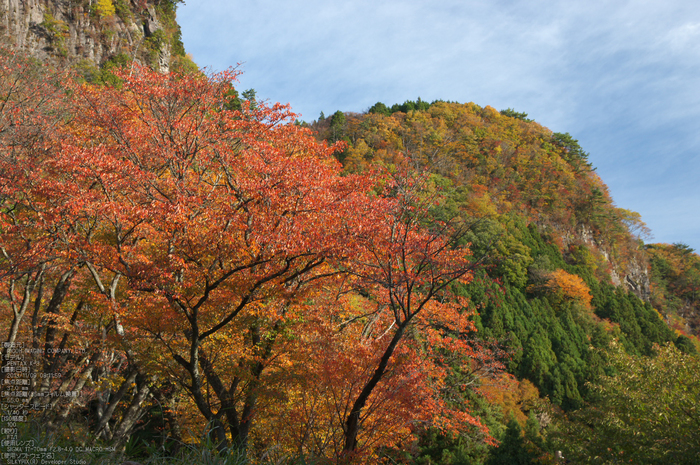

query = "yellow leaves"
(94, 0), (116, 18)
(95, 373), (125, 392)
(343, 138), (372, 172)
(548, 269), (593, 309)
(481, 105), (501, 120)
(617, 208), (652, 241)
(327, 99), (609, 229)
(460, 183), (498, 218)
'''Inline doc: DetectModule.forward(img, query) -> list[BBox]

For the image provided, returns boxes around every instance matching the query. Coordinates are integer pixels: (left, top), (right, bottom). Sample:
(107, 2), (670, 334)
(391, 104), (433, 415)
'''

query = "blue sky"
(178, 0), (700, 251)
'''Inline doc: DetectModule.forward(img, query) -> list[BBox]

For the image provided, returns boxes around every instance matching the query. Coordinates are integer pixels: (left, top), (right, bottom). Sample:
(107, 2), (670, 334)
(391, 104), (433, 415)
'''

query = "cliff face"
(570, 224), (651, 301)
(620, 254), (651, 301)
(0, 0), (183, 72)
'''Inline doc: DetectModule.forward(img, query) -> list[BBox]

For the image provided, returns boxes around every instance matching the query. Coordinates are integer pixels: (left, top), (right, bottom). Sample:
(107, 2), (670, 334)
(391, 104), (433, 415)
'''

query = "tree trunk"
(112, 373), (152, 449)
(343, 322), (407, 452)
(92, 367), (140, 441)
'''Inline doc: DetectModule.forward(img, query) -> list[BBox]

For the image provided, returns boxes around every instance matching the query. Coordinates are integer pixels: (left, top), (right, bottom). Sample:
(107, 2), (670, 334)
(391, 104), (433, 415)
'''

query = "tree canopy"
(556, 343), (700, 464)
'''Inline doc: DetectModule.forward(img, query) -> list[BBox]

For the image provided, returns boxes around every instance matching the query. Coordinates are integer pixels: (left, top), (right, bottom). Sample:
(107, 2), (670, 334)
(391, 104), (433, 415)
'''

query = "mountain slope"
(309, 101), (697, 409)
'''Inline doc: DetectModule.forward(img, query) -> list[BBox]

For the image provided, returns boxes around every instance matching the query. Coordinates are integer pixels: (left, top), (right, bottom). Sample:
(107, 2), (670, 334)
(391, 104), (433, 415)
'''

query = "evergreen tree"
(486, 416), (537, 465)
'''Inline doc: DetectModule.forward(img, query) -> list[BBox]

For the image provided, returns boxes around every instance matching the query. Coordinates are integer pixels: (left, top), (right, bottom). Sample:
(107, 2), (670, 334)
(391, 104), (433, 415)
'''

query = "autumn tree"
(0, 51), (165, 446)
(260, 287), (456, 460)
(0, 51), (71, 360)
(51, 63), (380, 452)
(335, 166), (494, 456)
(0, 51), (89, 390)
(647, 242), (700, 339)
(0, 51), (388, 453)
(542, 269), (593, 310)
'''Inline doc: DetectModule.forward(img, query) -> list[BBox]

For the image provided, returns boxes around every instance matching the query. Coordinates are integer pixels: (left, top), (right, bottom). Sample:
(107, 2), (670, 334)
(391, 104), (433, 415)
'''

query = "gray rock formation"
(0, 0), (175, 71)
(556, 222), (651, 301)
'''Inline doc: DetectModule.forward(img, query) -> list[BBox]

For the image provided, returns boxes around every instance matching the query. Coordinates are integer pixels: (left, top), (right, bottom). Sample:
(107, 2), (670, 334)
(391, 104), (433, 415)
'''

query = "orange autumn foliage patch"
(544, 269), (593, 310)
(478, 374), (541, 426)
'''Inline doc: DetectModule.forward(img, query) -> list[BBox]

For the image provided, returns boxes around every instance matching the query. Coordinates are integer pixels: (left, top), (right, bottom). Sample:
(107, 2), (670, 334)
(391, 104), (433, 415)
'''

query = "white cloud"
(665, 22), (700, 54)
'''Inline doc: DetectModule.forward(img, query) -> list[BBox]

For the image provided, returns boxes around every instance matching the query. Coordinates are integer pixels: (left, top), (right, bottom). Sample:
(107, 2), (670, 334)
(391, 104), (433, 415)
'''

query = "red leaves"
(47, 65), (366, 305)
(0, 55), (497, 459)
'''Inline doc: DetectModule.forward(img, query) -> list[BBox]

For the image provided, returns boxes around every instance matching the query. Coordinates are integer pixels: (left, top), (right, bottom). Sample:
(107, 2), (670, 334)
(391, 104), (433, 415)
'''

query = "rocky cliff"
(0, 0), (188, 72)
(569, 224), (651, 301)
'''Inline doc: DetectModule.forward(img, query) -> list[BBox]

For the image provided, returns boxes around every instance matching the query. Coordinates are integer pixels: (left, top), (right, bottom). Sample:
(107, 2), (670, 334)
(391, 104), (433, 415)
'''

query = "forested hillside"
(0, 6), (699, 464)
(307, 101), (700, 462)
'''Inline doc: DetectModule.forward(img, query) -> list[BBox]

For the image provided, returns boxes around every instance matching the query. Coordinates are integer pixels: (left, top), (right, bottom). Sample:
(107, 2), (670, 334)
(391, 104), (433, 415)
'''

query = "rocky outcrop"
(621, 255), (651, 301)
(601, 247), (651, 301)
(558, 223), (651, 301)
(0, 0), (177, 72)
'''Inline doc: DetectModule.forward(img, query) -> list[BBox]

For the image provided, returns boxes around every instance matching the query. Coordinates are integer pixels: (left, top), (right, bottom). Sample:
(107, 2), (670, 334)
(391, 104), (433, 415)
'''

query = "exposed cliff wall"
(0, 0), (186, 72)
(562, 223), (651, 301)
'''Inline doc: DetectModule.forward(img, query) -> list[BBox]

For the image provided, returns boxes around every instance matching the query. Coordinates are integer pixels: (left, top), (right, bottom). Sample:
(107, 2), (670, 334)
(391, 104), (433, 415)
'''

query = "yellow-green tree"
(94, 0), (116, 18)
(556, 343), (700, 464)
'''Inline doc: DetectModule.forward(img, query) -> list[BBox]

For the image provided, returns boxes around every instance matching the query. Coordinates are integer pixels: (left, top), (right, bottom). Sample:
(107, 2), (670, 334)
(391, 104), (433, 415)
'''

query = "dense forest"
(1, 3), (700, 465)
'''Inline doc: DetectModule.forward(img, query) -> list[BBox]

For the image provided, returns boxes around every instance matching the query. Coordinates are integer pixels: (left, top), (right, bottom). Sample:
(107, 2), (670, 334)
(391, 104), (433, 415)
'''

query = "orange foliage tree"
(52, 64), (379, 450)
(543, 269), (593, 310)
(1, 54), (499, 460)
(246, 166), (500, 462)
(332, 167), (495, 457)
(0, 52), (162, 445)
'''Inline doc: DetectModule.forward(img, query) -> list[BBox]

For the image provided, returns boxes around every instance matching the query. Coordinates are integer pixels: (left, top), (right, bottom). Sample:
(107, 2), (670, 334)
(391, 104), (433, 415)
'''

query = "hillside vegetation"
(0, 46), (699, 465)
